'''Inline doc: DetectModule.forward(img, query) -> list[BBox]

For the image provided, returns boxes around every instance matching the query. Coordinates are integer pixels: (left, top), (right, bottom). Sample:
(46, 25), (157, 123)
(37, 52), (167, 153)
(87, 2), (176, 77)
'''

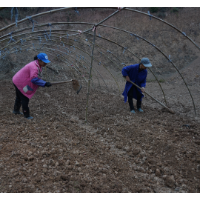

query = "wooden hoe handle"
(129, 80), (174, 114)
(51, 80), (73, 85)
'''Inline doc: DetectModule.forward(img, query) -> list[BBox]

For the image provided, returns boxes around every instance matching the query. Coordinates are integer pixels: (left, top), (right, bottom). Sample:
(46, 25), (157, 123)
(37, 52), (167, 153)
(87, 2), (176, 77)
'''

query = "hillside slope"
(0, 7), (200, 79)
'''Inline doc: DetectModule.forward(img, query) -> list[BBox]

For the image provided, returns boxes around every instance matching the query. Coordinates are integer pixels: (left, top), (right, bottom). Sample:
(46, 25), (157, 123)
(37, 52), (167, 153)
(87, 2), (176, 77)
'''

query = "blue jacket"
(122, 64), (147, 102)
(31, 77), (46, 86)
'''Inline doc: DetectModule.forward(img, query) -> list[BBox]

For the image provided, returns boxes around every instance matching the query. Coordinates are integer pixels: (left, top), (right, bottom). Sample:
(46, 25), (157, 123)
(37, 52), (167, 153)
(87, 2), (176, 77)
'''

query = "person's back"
(13, 61), (41, 99)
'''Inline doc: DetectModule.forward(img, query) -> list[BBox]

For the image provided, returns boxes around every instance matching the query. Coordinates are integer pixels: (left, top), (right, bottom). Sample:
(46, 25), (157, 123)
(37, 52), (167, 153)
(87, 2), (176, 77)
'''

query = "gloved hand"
(45, 82), (52, 87)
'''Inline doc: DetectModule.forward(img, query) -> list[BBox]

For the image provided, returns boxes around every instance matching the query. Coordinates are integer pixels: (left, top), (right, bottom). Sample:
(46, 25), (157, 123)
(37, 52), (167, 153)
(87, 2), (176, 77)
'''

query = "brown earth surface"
(1, 7), (200, 193)
(0, 79), (200, 193)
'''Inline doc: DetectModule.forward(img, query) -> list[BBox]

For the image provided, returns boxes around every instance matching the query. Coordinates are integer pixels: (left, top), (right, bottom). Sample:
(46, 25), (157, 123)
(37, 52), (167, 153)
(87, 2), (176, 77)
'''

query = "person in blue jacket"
(122, 58), (152, 113)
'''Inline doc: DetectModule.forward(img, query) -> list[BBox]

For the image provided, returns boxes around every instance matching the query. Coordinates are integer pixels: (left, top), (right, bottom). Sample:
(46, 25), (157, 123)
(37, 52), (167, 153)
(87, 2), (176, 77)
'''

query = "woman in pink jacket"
(12, 53), (52, 119)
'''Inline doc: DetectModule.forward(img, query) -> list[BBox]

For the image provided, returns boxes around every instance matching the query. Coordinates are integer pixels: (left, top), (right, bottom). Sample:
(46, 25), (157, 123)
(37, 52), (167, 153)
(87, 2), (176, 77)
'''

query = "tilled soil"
(0, 80), (200, 193)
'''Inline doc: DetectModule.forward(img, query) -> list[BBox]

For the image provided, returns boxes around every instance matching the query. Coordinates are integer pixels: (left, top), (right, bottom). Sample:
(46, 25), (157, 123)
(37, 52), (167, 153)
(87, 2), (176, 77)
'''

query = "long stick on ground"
(129, 80), (174, 114)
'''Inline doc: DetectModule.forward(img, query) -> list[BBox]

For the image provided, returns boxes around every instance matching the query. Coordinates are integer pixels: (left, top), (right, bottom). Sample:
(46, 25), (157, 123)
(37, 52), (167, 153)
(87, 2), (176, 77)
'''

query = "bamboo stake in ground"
(85, 27), (97, 122)
(129, 80), (174, 114)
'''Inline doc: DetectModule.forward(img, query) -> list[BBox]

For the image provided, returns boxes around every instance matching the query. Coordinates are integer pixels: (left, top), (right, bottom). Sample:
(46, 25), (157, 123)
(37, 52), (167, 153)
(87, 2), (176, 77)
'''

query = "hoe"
(129, 80), (174, 114)
(51, 79), (82, 94)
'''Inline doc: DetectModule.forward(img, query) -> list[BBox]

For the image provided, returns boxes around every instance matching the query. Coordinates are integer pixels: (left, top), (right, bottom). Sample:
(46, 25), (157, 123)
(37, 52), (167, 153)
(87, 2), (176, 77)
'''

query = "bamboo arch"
(0, 7), (199, 120)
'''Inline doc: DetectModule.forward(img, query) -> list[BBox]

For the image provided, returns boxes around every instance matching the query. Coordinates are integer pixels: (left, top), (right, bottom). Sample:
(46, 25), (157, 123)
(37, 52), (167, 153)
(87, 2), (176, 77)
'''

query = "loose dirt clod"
(164, 176), (176, 188)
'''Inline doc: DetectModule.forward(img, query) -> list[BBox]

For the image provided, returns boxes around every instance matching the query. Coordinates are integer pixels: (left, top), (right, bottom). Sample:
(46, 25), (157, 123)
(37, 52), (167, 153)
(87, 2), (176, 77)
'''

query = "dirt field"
(1, 7), (200, 193)
(0, 78), (200, 193)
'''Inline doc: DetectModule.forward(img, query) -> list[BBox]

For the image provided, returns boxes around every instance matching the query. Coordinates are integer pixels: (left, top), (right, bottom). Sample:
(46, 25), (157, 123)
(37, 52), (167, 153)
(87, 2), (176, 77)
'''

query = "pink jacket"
(12, 60), (43, 99)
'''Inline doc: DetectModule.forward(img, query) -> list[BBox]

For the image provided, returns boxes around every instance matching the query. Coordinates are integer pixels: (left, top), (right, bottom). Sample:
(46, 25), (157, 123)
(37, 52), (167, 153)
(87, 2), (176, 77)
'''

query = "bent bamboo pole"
(1, 36), (110, 91)
(2, 6), (199, 52)
(0, 26), (173, 110)
(0, 23), (192, 113)
(1, 26), (167, 103)
(96, 24), (196, 116)
(125, 8), (200, 51)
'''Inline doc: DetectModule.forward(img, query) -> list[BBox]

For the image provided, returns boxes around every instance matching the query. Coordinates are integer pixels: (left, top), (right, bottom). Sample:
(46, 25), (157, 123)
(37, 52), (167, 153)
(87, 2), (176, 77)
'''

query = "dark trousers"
(128, 85), (142, 111)
(13, 84), (30, 117)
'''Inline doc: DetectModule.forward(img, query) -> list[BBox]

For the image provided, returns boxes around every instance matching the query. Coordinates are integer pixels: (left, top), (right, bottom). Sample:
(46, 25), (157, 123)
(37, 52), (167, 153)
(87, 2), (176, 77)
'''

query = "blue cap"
(37, 53), (50, 63)
(141, 57), (152, 67)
